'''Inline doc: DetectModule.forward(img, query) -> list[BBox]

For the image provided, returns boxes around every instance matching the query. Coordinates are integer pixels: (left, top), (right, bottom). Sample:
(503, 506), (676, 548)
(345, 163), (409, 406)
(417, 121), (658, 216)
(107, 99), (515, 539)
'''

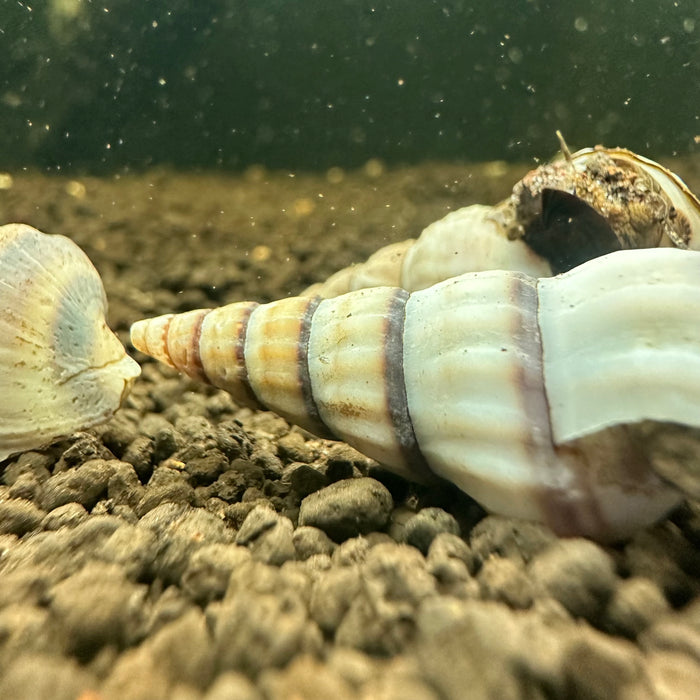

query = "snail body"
(0, 224), (140, 461)
(131, 247), (700, 540)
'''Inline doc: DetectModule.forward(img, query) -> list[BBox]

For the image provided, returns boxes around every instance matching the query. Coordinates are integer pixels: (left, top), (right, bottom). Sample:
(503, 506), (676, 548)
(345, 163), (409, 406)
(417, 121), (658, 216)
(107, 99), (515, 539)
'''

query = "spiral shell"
(0, 224), (141, 461)
(304, 146), (700, 298)
(130, 246), (700, 540)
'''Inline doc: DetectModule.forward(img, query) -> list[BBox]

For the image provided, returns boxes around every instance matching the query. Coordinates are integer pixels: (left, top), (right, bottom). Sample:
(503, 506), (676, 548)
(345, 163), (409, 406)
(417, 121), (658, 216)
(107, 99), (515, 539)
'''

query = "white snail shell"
(305, 147), (700, 298)
(0, 224), (141, 461)
(130, 146), (700, 540)
(130, 245), (700, 540)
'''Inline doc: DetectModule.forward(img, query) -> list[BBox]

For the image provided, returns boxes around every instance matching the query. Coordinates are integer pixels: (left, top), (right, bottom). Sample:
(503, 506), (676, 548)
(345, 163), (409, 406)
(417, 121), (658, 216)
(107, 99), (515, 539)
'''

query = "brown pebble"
(49, 562), (147, 659)
(0, 497), (46, 535)
(528, 539), (617, 622)
(298, 477), (393, 542)
(478, 555), (534, 609)
(605, 577), (670, 638)
(235, 505), (295, 565)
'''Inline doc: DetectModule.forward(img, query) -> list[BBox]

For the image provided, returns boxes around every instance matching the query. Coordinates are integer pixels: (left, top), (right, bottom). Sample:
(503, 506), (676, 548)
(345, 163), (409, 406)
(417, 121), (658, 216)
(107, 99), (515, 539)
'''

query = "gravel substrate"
(1, 158), (700, 699)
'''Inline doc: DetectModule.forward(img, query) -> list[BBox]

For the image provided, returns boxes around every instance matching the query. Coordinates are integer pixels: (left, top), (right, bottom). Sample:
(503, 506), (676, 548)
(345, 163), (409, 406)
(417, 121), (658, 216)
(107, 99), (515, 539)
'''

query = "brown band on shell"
(511, 276), (607, 536)
(158, 315), (176, 368)
(164, 309), (211, 384)
(234, 302), (265, 410)
(189, 309), (212, 385)
(297, 295), (334, 438)
(384, 288), (433, 481)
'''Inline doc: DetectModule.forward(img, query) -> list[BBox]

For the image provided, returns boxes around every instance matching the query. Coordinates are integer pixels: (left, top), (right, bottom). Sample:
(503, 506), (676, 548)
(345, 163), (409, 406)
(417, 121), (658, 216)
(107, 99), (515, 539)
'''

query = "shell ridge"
(233, 302), (267, 410)
(383, 288), (433, 481)
(296, 295), (335, 438)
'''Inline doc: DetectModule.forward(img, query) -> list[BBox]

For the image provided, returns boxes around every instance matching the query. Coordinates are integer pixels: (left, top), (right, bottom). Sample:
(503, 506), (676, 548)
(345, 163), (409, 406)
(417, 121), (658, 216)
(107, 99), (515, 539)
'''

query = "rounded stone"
(298, 477), (393, 542)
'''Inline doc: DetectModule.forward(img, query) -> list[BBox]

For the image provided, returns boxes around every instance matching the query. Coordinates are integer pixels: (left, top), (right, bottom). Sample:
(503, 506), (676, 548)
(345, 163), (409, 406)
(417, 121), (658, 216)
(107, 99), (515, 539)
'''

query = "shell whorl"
(130, 247), (697, 539)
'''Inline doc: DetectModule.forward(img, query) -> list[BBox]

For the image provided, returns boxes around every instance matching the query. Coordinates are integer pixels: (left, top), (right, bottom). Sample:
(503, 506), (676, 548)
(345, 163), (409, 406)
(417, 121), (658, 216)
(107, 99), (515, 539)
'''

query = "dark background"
(1, 0), (698, 173)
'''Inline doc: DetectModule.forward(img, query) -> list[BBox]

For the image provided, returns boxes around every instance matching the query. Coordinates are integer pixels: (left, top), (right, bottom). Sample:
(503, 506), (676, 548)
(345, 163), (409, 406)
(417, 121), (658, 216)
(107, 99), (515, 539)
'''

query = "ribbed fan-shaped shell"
(131, 247), (699, 539)
(0, 224), (141, 461)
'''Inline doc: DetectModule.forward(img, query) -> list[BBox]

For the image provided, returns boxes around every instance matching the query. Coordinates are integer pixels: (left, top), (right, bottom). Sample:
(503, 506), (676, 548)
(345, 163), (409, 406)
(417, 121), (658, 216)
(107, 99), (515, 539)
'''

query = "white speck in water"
(507, 47), (523, 64)
(574, 17), (588, 32)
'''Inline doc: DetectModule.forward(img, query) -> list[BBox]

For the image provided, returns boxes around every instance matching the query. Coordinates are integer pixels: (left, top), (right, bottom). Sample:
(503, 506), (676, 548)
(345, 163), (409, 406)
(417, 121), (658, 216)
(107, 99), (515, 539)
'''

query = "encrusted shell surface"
(0, 223), (141, 461)
(130, 247), (699, 540)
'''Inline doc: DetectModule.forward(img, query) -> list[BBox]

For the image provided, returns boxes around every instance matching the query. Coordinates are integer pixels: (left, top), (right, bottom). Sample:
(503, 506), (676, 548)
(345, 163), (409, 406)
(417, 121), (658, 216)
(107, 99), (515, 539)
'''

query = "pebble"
(309, 565), (362, 633)
(7, 472), (44, 501)
(107, 460), (145, 509)
(470, 515), (557, 565)
(142, 607), (216, 689)
(478, 554), (534, 609)
(214, 587), (322, 676)
(95, 409), (141, 456)
(561, 627), (643, 699)
(209, 463), (253, 502)
(624, 650), (700, 700)
(528, 539), (618, 622)
(48, 562), (147, 658)
(41, 459), (120, 511)
(178, 447), (229, 485)
(401, 507), (460, 554)
(292, 525), (336, 560)
(277, 431), (315, 463)
(2, 451), (52, 486)
(0, 604), (62, 663)
(152, 424), (184, 461)
(203, 671), (263, 700)
(298, 477), (393, 541)
(40, 502), (89, 530)
(624, 527), (698, 606)
(641, 617), (700, 661)
(414, 597), (527, 700)
(182, 544), (251, 604)
(0, 653), (97, 700)
(95, 523), (160, 580)
(259, 654), (355, 700)
(53, 433), (114, 471)
(287, 463), (328, 498)
(135, 466), (195, 516)
(605, 577), (670, 638)
(324, 443), (375, 482)
(121, 435), (156, 479)
(332, 536), (372, 566)
(138, 503), (236, 584)
(235, 505), (296, 565)
(0, 497), (46, 535)
(335, 544), (436, 654)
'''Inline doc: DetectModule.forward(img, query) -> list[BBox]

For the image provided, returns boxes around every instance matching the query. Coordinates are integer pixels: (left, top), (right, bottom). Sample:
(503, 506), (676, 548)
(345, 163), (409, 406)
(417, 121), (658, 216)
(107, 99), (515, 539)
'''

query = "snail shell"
(130, 247), (699, 540)
(304, 147), (700, 298)
(0, 224), (141, 462)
